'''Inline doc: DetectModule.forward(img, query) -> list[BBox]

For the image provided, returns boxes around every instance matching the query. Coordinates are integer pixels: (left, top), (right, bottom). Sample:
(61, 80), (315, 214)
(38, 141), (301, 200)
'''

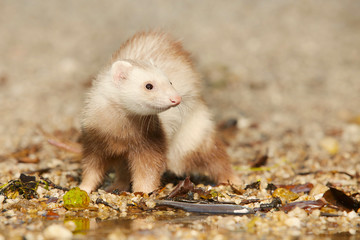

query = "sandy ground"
(1, 1), (360, 239)
(1, 0), (360, 154)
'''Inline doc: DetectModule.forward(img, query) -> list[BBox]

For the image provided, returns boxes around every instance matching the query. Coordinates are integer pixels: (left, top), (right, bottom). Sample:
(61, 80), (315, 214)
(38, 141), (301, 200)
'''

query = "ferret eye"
(170, 81), (173, 85)
(145, 83), (153, 90)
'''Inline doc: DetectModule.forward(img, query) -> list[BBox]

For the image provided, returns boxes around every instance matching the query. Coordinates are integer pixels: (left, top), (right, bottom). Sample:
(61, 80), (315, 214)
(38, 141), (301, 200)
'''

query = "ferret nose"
(170, 95), (182, 106)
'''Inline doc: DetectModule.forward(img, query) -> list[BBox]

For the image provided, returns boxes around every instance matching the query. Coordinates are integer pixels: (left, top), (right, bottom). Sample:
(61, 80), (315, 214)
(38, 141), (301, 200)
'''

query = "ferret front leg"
(79, 154), (108, 194)
(128, 150), (166, 193)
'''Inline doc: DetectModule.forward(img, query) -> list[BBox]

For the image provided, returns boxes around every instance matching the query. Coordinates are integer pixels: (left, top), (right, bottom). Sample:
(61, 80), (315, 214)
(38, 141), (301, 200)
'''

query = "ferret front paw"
(79, 183), (93, 194)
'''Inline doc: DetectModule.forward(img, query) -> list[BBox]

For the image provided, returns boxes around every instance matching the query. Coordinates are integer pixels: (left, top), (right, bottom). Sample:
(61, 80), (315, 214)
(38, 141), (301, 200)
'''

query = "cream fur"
(161, 103), (215, 174)
(80, 31), (238, 193)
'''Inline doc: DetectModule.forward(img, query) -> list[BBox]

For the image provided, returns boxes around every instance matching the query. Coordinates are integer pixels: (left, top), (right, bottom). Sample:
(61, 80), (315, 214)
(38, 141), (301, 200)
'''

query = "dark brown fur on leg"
(184, 138), (240, 184)
(106, 156), (131, 192)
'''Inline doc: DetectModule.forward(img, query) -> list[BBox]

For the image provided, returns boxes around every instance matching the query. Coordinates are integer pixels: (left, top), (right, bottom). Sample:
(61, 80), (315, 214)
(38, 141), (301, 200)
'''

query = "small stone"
(346, 211), (358, 220)
(309, 184), (329, 200)
(310, 209), (321, 218)
(343, 124), (360, 143)
(237, 117), (252, 129)
(288, 207), (307, 219)
(108, 229), (126, 240)
(145, 199), (156, 209)
(37, 186), (48, 197)
(285, 217), (301, 228)
(0, 195), (4, 209)
(319, 137), (339, 155)
(4, 209), (15, 217)
(64, 220), (77, 231)
(43, 224), (72, 239)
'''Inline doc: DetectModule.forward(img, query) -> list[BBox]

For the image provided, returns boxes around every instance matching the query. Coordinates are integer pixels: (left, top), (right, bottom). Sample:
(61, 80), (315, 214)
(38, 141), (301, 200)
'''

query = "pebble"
(285, 217), (301, 228)
(309, 184), (329, 200)
(107, 229), (126, 240)
(145, 199), (156, 208)
(346, 211), (358, 220)
(342, 124), (360, 143)
(349, 228), (356, 235)
(0, 195), (4, 209)
(43, 224), (72, 240)
(64, 221), (77, 232)
(319, 137), (339, 155)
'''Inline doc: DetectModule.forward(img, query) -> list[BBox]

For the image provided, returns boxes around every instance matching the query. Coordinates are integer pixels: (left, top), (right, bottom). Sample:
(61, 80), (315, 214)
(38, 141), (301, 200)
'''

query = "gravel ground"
(1, 1), (360, 239)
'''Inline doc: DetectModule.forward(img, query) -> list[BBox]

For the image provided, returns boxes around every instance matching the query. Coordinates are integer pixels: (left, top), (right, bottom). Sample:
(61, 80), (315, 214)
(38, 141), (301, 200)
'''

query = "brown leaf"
(251, 154), (268, 168)
(167, 176), (195, 199)
(228, 180), (245, 195)
(323, 187), (360, 212)
(280, 200), (326, 213)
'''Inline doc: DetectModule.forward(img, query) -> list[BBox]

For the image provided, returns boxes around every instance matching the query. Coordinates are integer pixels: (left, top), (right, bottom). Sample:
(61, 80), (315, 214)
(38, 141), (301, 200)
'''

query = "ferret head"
(109, 60), (182, 115)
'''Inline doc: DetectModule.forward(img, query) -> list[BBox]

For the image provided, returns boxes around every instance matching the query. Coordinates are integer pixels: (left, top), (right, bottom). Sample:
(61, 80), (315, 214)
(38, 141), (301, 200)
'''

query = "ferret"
(79, 31), (239, 194)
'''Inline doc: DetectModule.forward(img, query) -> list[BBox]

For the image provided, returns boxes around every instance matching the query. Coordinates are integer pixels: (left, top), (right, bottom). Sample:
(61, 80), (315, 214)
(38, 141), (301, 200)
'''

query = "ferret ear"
(111, 61), (133, 81)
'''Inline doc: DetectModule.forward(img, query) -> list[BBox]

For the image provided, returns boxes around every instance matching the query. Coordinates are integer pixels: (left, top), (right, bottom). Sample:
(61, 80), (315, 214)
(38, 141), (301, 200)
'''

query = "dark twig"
(39, 176), (69, 191)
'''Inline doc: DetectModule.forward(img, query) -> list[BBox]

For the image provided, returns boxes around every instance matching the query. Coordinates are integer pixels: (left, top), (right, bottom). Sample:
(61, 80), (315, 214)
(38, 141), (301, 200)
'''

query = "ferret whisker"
(180, 99), (190, 111)
(177, 105), (185, 125)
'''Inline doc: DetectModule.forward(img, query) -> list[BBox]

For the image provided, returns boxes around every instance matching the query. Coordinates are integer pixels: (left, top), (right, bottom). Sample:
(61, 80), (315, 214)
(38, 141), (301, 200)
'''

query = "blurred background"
(0, 0), (359, 154)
